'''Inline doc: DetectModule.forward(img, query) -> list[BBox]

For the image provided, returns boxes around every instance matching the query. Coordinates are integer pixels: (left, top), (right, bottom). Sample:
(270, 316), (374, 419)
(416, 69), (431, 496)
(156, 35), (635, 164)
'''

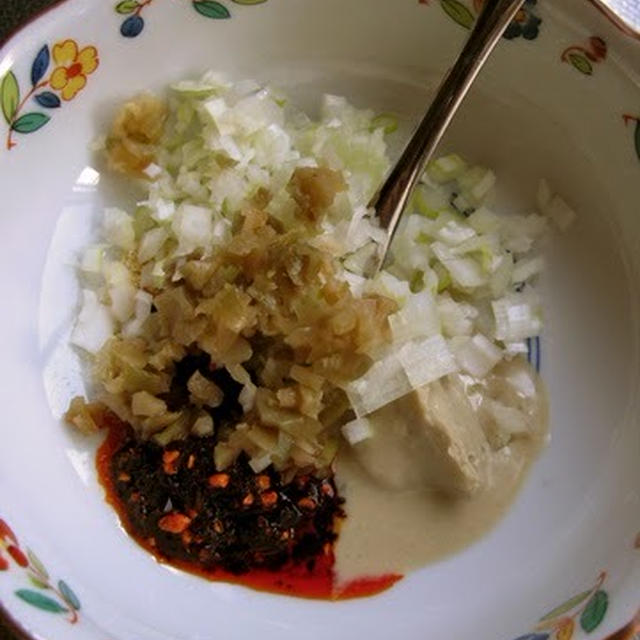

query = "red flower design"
(0, 518), (18, 545)
(0, 518), (28, 568)
(7, 545), (28, 567)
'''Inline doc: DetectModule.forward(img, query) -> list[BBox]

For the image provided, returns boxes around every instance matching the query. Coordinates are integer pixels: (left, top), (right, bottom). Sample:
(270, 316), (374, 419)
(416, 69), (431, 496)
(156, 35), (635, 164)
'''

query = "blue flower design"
(503, 0), (541, 40)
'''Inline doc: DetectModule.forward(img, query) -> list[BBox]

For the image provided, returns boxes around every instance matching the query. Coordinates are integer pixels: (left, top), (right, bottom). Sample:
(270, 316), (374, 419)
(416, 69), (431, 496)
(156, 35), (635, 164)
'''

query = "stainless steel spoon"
(371, 0), (526, 271)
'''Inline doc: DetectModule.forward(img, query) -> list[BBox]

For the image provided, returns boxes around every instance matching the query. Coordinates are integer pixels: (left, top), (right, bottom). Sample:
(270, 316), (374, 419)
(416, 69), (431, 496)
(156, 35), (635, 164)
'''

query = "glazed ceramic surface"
(0, 1), (639, 639)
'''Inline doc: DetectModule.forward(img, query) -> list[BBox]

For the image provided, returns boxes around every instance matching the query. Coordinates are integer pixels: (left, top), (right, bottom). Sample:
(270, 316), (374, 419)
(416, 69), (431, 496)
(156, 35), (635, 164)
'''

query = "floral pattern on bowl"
(0, 517), (81, 624)
(561, 36), (608, 75)
(420, 0), (542, 39)
(116, 0), (268, 38)
(512, 572), (609, 640)
(1, 38), (98, 150)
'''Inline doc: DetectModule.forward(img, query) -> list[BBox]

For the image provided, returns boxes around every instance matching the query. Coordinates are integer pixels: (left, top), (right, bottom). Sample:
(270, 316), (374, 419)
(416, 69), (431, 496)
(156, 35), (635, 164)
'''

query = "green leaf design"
(58, 580), (81, 611)
(11, 112), (50, 134)
(568, 53), (593, 75)
(193, 0), (231, 18)
(440, 0), (474, 29)
(1, 71), (20, 124)
(116, 0), (140, 13)
(28, 574), (49, 589)
(15, 590), (67, 613)
(580, 590), (608, 633)
(27, 548), (49, 580)
(539, 589), (592, 622)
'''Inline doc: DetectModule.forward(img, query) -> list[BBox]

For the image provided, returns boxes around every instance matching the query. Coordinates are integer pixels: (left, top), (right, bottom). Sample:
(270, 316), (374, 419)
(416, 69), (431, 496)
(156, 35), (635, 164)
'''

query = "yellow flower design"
(49, 40), (99, 101)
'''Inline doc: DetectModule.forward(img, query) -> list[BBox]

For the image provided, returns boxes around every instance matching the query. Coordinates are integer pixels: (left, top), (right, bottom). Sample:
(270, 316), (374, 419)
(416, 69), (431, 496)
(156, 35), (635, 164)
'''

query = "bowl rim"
(0, 0), (68, 49)
(0, 1), (638, 639)
(0, 0), (638, 52)
(0, 602), (34, 640)
(587, 0), (640, 40)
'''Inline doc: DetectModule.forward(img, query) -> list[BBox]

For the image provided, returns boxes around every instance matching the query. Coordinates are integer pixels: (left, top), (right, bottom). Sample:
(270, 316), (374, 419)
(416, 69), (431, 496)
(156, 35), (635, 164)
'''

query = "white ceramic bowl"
(0, 1), (639, 639)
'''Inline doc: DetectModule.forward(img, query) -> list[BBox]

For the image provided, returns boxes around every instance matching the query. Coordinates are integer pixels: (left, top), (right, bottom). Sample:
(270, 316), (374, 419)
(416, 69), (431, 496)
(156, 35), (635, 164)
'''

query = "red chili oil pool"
(96, 414), (401, 600)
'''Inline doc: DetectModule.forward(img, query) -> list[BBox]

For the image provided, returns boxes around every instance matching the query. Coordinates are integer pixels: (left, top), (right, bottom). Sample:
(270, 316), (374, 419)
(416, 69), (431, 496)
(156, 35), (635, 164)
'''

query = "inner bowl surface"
(0, 1), (638, 639)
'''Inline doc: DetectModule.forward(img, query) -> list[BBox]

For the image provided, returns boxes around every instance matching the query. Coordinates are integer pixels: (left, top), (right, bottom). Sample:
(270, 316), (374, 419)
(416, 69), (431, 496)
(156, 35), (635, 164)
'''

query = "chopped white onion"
(71, 289), (114, 354)
(492, 293), (542, 342)
(80, 245), (104, 274)
(452, 193), (474, 213)
(172, 204), (213, 255)
(412, 184), (449, 217)
(122, 290), (153, 338)
(150, 198), (176, 222)
(109, 282), (137, 323)
(346, 351), (411, 416)
(397, 334), (458, 388)
(103, 208), (135, 251)
(512, 256), (545, 284)
(456, 166), (496, 205)
(451, 333), (502, 378)
(469, 169), (496, 203)
(467, 207), (500, 233)
(435, 220), (476, 246)
(427, 153), (467, 183)
(431, 242), (487, 288)
(389, 291), (440, 344)
(365, 271), (412, 304)
(438, 295), (478, 337)
(138, 227), (168, 264)
(343, 242), (378, 275)
(490, 253), (514, 297)
(102, 260), (131, 287)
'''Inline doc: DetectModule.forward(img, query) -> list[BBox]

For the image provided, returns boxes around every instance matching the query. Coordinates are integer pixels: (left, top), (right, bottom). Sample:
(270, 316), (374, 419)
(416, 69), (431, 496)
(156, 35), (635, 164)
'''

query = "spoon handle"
(372, 0), (526, 267)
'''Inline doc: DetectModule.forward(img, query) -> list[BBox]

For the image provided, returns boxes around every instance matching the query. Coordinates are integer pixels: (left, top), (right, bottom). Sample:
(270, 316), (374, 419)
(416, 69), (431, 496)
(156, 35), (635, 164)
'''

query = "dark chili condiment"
(96, 415), (401, 599)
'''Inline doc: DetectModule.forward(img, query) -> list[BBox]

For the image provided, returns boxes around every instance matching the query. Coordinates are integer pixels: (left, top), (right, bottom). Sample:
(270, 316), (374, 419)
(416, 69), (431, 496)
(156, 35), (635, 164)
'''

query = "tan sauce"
(333, 363), (548, 584)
